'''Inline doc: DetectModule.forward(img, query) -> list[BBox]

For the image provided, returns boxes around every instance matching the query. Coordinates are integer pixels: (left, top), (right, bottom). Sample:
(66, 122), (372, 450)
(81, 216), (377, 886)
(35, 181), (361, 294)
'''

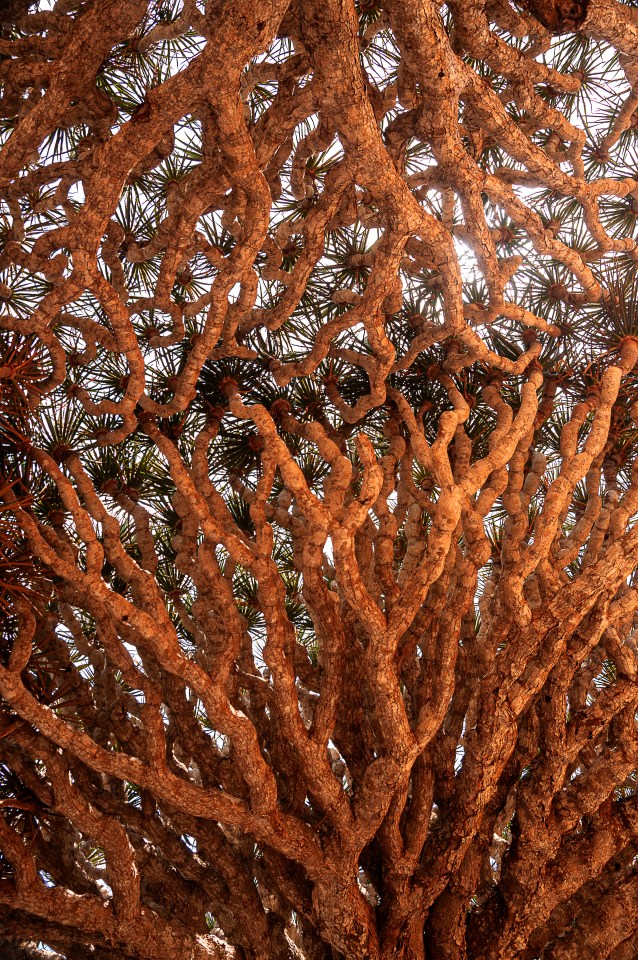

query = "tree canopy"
(1, 1), (638, 958)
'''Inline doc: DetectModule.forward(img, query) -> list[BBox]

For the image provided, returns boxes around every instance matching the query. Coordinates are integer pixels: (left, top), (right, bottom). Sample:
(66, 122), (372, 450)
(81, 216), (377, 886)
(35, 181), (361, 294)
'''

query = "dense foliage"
(1, 1), (638, 958)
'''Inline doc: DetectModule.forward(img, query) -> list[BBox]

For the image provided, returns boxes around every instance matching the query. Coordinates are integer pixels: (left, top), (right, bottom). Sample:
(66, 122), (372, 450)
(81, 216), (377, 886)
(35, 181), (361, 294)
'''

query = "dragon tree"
(1, 0), (638, 957)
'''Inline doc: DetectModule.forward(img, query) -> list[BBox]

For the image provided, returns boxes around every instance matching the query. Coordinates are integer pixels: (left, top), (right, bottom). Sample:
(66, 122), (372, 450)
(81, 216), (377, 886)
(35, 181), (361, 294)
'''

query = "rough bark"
(0, 0), (637, 959)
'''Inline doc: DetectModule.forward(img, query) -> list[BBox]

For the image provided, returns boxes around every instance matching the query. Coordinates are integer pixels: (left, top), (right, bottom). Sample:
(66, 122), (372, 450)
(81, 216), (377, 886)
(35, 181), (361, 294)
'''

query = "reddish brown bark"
(0, 1), (637, 959)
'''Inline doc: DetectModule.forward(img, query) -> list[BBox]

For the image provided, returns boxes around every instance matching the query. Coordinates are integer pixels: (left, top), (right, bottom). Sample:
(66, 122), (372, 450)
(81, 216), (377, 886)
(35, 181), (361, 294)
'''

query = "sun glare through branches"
(1, 1), (638, 959)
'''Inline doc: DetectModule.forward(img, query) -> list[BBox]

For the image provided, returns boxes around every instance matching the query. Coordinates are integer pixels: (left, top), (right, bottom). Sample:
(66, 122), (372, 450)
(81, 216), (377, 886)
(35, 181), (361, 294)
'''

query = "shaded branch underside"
(0, 0), (638, 958)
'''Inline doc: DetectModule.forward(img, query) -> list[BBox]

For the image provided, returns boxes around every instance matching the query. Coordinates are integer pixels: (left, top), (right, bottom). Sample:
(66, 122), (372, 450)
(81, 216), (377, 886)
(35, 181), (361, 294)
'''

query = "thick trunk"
(379, 916), (427, 960)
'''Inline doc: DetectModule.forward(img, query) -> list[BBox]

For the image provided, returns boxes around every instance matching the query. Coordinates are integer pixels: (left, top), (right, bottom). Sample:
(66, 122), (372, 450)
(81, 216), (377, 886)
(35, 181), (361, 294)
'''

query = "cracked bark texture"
(1, 0), (638, 958)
